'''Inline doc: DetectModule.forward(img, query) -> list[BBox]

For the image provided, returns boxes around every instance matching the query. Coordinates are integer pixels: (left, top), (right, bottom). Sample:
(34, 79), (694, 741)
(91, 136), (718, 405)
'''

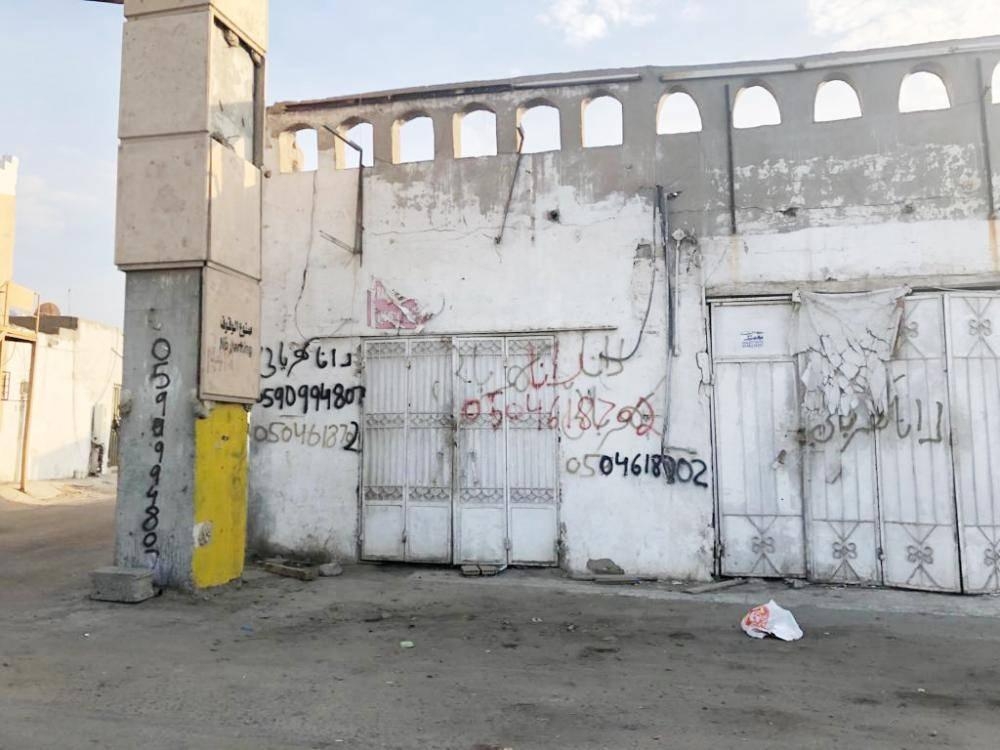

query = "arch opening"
(656, 91), (702, 134)
(732, 85), (781, 129)
(814, 79), (862, 122)
(278, 127), (318, 173)
(393, 115), (435, 164)
(517, 103), (561, 154)
(336, 121), (374, 169)
(582, 95), (623, 148)
(455, 108), (498, 158)
(898, 71), (950, 113)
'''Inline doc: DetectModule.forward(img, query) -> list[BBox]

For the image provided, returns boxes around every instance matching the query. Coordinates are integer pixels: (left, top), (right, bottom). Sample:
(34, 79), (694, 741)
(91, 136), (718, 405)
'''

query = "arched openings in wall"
(453, 106), (498, 158)
(656, 90), (702, 134)
(991, 62), (1000, 104)
(335, 119), (374, 169)
(814, 78), (862, 122)
(516, 101), (561, 154)
(732, 84), (781, 129)
(278, 127), (318, 173)
(393, 113), (435, 164)
(898, 70), (951, 113)
(581, 95), (623, 148)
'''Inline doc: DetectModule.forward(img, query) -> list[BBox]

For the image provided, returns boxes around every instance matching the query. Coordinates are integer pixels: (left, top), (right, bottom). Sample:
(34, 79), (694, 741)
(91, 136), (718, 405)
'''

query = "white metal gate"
(361, 339), (453, 562)
(947, 294), (1000, 593)
(877, 296), (960, 591)
(362, 336), (558, 566)
(711, 292), (995, 592)
(712, 302), (806, 577)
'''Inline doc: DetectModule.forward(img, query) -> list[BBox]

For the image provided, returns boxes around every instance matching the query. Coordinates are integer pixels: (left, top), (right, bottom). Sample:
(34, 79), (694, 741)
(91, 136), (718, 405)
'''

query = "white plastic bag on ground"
(740, 599), (803, 641)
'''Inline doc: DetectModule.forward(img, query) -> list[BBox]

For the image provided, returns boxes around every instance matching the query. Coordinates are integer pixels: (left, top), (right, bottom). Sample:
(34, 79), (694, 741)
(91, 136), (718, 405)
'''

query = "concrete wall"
(0, 319), (122, 482)
(250, 37), (1000, 578)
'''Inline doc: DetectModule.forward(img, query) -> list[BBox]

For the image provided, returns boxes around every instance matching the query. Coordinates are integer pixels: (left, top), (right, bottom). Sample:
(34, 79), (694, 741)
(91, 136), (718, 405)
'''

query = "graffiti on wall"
(368, 279), (438, 331)
(141, 337), (172, 562)
(256, 340), (364, 453)
(804, 394), (946, 453)
(457, 335), (662, 448)
(252, 417), (360, 452)
(261, 342), (352, 379)
(563, 451), (709, 486)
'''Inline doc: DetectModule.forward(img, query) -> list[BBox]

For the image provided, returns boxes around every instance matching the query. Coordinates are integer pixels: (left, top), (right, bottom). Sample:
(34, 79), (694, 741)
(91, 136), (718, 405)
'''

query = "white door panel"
(877, 296), (960, 592)
(947, 293), (1000, 593)
(454, 338), (508, 565)
(362, 339), (452, 563)
(506, 338), (559, 565)
(713, 302), (805, 578)
(803, 423), (880, 584)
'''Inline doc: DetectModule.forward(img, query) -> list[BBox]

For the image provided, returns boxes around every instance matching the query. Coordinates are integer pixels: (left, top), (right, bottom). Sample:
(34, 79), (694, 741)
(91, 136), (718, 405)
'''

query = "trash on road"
(740, 599), (803, 641)
(318, 561), (343, 577)
(399, 640), (415, 649)
(262, 558), (319, 581)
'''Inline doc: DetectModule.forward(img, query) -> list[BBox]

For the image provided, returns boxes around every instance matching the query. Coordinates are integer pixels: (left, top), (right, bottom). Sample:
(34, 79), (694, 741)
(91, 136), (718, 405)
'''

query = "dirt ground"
(2, 483), (999, 750)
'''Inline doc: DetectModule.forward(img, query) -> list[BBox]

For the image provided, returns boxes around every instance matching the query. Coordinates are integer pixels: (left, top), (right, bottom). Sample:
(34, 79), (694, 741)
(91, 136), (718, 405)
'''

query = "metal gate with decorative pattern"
(711, 292), (1000, 593)
(362, 336), (558, 566)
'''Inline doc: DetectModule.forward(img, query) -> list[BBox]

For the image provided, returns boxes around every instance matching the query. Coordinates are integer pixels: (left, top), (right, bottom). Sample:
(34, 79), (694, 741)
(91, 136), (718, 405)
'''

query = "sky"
(0, 0), (998, 327)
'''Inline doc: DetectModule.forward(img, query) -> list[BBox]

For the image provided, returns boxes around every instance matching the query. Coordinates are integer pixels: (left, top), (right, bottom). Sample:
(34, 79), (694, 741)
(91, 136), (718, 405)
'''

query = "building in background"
(0, 154), (123, 483)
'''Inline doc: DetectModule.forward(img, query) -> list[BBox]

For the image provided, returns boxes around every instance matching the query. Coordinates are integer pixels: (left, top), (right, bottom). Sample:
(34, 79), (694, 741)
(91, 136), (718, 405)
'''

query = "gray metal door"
(361, 339), (453, 562)
(947, 293), (1000, 593)
(712, 301), (806, 577)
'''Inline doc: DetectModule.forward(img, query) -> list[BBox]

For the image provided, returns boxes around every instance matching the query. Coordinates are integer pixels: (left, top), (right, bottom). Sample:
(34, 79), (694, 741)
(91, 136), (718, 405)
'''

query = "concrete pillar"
(107, 0), (268, 593)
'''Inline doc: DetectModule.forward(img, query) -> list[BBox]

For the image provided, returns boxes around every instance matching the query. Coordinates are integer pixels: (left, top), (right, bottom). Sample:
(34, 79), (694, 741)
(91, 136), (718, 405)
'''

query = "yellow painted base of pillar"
(192, 404), (248, 588)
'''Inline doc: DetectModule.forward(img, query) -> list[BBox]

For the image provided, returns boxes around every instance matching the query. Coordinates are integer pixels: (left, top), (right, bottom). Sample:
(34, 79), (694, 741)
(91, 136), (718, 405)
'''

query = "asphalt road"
(1, 488), (998, 749)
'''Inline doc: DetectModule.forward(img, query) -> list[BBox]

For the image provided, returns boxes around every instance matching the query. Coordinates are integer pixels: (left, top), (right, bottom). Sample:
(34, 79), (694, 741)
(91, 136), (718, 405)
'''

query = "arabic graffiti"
(456, 335), (661, 445)
(804, 394), (946, 453)
(261, 342), (353, 380)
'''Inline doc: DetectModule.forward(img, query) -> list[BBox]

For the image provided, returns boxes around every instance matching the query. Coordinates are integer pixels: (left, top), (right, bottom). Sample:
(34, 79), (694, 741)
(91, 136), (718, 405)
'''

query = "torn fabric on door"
(793, 287), (910, 427)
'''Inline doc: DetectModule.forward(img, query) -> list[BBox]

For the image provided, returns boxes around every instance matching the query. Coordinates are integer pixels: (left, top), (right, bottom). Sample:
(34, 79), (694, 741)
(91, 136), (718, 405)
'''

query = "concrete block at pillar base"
(90, 566), (158, 603)
(123, 0), (268, 50)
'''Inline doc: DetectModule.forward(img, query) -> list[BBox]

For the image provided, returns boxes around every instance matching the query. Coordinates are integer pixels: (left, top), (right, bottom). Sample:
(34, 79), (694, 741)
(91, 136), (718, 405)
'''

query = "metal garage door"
(362, 336), (558, 566)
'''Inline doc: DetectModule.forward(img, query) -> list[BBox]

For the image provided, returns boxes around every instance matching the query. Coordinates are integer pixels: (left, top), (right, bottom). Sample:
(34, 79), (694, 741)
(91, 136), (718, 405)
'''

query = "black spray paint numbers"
(252, 420), (361, 452)
(598, 452), (709, 487)
(257, 383), (366, 414)
(143, 337), (173, 560)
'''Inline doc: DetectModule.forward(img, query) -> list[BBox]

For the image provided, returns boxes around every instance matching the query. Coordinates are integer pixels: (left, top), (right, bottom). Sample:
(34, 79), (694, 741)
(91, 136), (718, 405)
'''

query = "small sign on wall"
(740, 330), (765, 349)
(200, 266), (260, 403)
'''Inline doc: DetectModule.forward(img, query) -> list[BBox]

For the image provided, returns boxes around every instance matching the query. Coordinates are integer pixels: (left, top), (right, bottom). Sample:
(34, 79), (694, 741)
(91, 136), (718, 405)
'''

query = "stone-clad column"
(100, 0), (268, 594)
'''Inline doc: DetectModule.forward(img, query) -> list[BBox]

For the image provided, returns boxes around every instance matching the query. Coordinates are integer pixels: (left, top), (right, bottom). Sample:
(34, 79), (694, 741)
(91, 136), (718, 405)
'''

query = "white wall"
(0, 319), (122, 483)
(251, 42), (1000, 578)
